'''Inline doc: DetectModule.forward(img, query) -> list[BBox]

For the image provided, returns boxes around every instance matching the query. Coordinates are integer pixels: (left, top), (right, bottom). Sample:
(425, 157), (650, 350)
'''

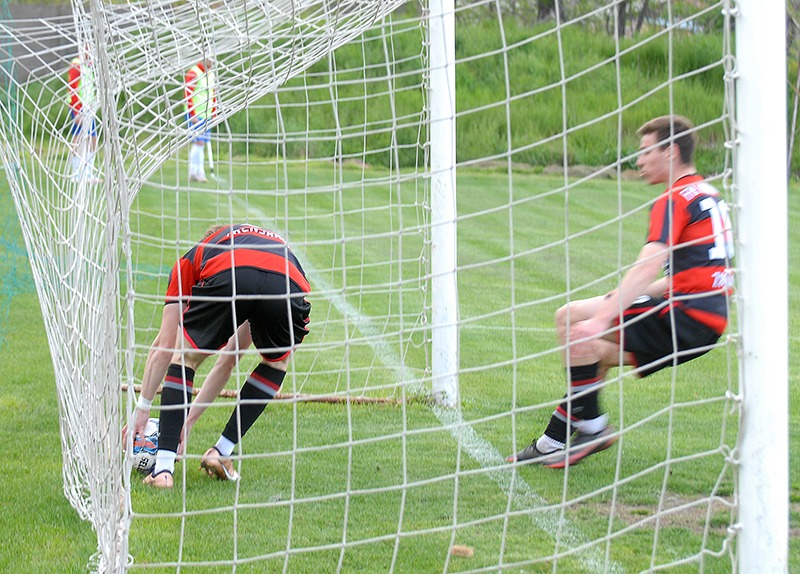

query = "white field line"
(462, 324), (553, 333)
(237, 200), (624, 574)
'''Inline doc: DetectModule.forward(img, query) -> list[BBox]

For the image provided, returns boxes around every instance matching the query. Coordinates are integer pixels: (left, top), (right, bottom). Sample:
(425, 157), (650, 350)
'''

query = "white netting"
(0, 0), (750, 572)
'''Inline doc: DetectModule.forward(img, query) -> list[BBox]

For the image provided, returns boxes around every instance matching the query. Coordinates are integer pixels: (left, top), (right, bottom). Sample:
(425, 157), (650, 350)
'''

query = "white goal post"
(734, 1), (789, 572)
(0, 0), (789, 572)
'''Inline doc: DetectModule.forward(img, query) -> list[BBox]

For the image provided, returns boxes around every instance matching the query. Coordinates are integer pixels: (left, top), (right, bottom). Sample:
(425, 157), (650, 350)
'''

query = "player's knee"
(554, 304), (566, 326)
(171, 351), (205, 371)
(555, 303), (575, 333)
(261, 356), (289, 372)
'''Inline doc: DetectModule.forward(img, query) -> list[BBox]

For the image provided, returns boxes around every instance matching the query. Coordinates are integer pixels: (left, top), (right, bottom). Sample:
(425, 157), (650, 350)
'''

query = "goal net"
(0, 0), (788, 572)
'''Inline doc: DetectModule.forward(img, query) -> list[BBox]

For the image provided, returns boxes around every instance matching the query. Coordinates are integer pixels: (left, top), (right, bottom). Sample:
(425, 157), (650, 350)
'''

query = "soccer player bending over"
(507, 115), (734, 468)
(127, 223), (311, 488)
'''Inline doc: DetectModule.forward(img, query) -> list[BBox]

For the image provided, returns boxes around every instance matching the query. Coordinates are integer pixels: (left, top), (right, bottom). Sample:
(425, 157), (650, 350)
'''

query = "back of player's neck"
(670, 169), (698, 186)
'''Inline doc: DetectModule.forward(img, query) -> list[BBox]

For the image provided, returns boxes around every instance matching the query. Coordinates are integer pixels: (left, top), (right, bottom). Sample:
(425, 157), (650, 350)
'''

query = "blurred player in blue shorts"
(67, 44), (101, 183)
(184, 57), (216, 182)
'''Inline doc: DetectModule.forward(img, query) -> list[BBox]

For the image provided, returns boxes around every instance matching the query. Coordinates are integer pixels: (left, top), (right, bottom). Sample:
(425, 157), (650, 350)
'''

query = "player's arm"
(571, 241), (668, 346)
(598, 241), (667, 325)
(123, 302), (182, 446)
(140, 302), (182, 403)
(643, 275), (668, 299)
(141, 256), (196, 402)
(177, 322), (252, 455)
(189, 322), (251, 418)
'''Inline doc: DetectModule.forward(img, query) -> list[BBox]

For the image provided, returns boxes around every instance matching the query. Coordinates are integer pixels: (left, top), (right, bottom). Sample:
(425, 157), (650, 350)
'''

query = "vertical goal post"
(735, 0), (790, 572)
(429, 0), (459, 407)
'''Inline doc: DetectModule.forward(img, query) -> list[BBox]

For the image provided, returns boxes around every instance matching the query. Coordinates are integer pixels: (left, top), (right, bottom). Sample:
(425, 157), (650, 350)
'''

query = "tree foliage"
(457, 1), (724, 38)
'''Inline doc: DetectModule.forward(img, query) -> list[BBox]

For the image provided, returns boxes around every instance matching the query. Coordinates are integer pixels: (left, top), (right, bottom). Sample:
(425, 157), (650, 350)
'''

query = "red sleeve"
(212, 79), (218, 118)
(184, 69), (197, 117)
(68, 61), (81, 111)
(646, 191), (690, 246)
(165, 257), (197, 303)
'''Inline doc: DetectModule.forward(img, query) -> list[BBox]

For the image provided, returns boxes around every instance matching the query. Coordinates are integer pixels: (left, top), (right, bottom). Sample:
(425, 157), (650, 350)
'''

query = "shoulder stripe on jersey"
(201, 249), (311, 293)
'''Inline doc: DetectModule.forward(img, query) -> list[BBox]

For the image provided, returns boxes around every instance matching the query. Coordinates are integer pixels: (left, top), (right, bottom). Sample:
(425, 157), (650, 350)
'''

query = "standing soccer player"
(507, 115), (734, 468)
(184, 57), (216, 183)
(130, 223), (312, 488)
(66, 44), (100, 183)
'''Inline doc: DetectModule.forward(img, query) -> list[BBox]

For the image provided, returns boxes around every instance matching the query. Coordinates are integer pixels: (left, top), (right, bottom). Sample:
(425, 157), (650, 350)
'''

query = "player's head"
(635, 115), (696, 184)
(201, 224), (228, 241)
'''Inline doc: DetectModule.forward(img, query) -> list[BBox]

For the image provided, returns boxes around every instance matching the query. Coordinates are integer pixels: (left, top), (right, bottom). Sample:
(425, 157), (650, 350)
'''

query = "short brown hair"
(201, 224), (228, 241)
(637, 115), (697, 166)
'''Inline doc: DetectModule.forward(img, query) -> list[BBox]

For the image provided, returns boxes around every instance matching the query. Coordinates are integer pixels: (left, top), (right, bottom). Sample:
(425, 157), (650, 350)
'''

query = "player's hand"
(123, 406), (151, 449)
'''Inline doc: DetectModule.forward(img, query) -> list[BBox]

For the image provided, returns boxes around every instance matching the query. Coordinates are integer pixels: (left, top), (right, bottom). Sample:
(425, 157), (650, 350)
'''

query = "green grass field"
(0, 162), (796, 573)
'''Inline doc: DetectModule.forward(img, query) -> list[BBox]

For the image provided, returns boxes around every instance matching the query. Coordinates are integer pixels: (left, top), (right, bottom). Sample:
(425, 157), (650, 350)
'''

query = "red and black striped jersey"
(647, 174), (733, 334)
(165, 224), (310, 303)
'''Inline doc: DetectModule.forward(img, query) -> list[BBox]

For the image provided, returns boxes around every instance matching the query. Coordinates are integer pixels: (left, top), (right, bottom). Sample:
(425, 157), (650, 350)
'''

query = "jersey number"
(699, 197), (734, 261)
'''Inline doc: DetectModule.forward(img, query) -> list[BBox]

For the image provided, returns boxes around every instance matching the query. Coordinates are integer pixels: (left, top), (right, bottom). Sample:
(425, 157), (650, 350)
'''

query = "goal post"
(735, 0), (790, 571)
(429, 0), (459, 407)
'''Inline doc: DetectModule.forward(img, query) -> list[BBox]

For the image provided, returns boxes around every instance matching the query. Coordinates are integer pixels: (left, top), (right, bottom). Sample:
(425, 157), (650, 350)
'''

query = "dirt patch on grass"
(582, 494), (734, 536)
(468, 160), (641, 180)
(791, 501), (800, 538)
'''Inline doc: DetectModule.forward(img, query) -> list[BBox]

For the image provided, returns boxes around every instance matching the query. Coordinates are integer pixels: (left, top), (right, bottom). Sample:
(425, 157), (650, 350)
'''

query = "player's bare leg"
(508, 295), (627, 466)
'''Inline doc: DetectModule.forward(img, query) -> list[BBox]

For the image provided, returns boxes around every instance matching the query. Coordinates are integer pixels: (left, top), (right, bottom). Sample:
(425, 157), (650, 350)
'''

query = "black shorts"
(618, 295), (722, 377)
(182, 267), (310, 361)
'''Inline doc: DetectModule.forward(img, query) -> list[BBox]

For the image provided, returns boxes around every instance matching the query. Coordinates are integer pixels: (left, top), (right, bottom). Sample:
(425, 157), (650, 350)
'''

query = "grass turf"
(0, 164), (796, 572)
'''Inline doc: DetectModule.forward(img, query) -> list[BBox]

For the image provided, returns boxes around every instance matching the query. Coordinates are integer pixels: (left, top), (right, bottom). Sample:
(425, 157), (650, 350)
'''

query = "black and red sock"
(544, 363), (602, 443)
(158, 363), (195, 453)
(222, 363), (286, 445)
